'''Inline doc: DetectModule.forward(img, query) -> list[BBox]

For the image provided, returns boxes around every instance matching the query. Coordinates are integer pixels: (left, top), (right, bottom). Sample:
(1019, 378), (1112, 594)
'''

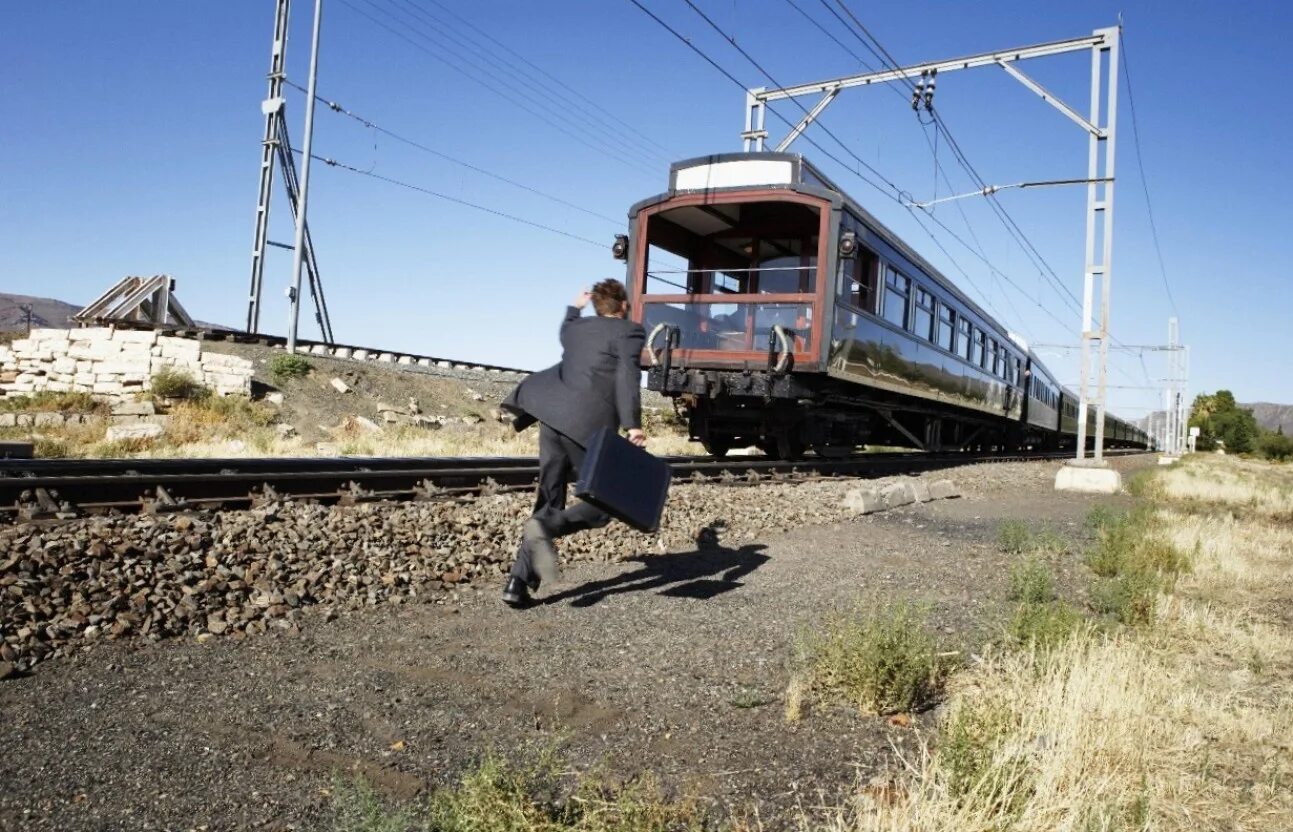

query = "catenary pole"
(286, 0), (323, 353)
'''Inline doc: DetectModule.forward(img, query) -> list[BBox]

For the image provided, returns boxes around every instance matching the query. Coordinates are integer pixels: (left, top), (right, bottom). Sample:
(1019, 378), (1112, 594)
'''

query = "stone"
(1054, 464), (1122, 495)
(843, 488), (883, 515)
(0, 661), (14, 680)
(265, 392), (284, 407)
(330, 377), (351, 394)
(353, 416), (383, 433)
(0, 414), (14, 427)
(351, 350), (369, 361)
(106, 422), (164, 442)
(33, 412), (64, 427)
(881, 482), (914, 509)
(111, 400), (156, 417)
(275, 423), (296, 438)
(910, 480), (931, 503)
(928, 479), (960, 500)
(331, 348), (352, 359)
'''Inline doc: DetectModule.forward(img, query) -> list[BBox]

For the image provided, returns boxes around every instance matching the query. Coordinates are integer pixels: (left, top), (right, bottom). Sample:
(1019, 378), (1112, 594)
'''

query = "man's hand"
(627, 428), (647, 447)
(573, 287), (592, 310)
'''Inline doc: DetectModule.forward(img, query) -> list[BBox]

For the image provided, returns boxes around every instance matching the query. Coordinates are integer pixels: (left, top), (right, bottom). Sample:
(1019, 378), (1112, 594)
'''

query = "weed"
(150, 366), (205, 400)
(784, 676), (806, 723)
(728, 688), (771, 709)
(331, 775), (414, 832)
(1084, 504), (1116, 534)
(0, 390), (103, 413)
(33, 437), (71, 458)
(937, 695), (1028, 813)
(1005, 599), (1084, 651)
(1007, 556), (1056, 605)
(1090, 572), (1159, 626)
(800, 600), (952, 715)
(997, 519), (1031, 554)
(269, 353), (312, 382)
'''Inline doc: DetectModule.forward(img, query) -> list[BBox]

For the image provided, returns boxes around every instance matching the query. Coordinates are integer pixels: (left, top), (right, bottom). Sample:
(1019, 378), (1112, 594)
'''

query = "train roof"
(630, 152), (1125, 422)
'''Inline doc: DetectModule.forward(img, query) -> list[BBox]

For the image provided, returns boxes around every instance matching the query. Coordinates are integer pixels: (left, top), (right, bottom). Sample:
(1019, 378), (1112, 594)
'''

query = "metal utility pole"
(246, 0), (334, 345)
(740, 26), (1122, 464)
(286, 0), (323, 354)
(1166, 317), (1179, 455)
(18, 304), (33, 335)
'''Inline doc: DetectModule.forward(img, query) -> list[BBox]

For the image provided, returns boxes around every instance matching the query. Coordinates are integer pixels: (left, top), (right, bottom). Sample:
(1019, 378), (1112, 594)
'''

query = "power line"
(339, 0), (660, 178)
(407, 0), (681, 163)
(296, 147), (607, 248)
(1121, 30), (1180, 320)
(283, 78), (623, 226)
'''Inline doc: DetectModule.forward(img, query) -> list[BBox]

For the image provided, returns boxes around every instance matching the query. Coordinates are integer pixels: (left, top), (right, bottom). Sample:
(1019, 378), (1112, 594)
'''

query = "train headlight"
(838, 230), (857, 259)
(611, 234), (629, 260)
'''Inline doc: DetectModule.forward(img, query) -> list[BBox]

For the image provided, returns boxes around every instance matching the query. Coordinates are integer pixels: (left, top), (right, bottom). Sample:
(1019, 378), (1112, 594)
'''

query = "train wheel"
(701, 437), (732, 457)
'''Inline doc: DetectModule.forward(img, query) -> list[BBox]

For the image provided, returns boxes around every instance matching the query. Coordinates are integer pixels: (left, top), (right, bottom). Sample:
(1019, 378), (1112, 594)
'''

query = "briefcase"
(575, 428), (671, 533)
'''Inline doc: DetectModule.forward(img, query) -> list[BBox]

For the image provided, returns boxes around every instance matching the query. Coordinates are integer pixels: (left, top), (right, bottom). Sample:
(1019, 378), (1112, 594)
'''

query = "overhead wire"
(1121, 29), (1181, 320)
(661, 0), (1083, 335)
(293, 147), (607, 248)
(338, 0), (660, 178)
(282, 78), (624, 226)
(406, 0), (682, 163)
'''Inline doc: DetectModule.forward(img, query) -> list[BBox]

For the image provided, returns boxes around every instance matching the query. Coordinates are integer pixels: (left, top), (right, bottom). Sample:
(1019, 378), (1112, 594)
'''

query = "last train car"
(620, 152), (1146, 457)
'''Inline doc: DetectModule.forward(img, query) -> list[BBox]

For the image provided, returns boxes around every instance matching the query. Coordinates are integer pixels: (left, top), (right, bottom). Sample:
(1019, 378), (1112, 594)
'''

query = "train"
(616, 152), (1149, 458)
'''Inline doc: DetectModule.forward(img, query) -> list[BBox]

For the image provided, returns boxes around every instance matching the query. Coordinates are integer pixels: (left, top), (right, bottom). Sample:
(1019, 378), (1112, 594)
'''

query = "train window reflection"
(937, 305), (955, 351)
(972, 329), (986, 367)
(913, 288), (935, 340)
(957, 318), (972, 360)
(882, 269), (909, 329)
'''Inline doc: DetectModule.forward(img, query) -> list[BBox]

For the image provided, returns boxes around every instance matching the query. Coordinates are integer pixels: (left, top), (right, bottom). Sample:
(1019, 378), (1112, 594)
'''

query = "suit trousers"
(509, 424), (611, 587)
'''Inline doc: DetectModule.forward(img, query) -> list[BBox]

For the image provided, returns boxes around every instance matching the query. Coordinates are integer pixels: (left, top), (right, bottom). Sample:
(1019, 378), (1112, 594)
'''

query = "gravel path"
(0, 456), (1153, 830)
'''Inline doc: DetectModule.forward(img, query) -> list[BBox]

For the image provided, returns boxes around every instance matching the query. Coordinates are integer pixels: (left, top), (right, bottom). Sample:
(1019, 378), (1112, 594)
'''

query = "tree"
(1188, 390), (1258, 453)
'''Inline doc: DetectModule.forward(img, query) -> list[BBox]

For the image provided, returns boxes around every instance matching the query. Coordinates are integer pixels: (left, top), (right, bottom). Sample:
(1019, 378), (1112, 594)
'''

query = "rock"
(407, 398), (421, 415)
(265, 392), (285, 407)
(111, 400), (156, 417)
(0, 661), (14, 680)
(375, 402), (399, 414)
(275, 423), (296, 438)
(881, 482), (914, 509)
(928, 479), (960, 500)
(330, 377), (351, 394)
(353, 416), (383, 433)
(106, 422), (164, 442)
(910, 480), (931, 503)
(843, 488), (883, 515)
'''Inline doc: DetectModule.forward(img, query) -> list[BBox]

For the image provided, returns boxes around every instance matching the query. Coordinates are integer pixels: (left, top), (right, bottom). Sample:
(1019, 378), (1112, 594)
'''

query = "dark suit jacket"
(502, 306), (646, 446)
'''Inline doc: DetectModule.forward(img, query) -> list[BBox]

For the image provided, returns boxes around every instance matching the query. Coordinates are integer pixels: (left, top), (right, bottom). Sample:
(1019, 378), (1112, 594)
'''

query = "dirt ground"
(0, 456), (1153, 831)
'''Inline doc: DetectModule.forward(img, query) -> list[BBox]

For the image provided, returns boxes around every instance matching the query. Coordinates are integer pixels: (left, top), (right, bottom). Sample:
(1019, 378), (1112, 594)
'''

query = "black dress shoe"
(502, 576), (532, 608)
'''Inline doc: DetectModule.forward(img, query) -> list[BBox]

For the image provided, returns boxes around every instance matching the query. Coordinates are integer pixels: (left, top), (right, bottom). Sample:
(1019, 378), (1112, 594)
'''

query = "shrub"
(799, 600), (953, 715)
(1090, 572), (1159, 626)
(33, 437), (71, 458)
(0, 391), (103, 414)
(1005, 599), (1084, 651)
(938, 696), (1025, 810)
(1007, 556), (1056, 605)
(150, 366), (205, 400)
(997, 520), (1030, 554)
(269, 353), (312, 382)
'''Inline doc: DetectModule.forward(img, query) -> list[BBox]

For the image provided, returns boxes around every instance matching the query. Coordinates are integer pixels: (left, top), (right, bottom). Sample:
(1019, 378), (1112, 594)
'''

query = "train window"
(957, 318), (972, 360)
(754, 238), (817, 293)
(937, 305), (954, 351)
(913, 288), (935, 340)
(988, 341), (1000, 376)
(882, 268), (910, 329)
(836, 244), (879, 313)
(972, 329), (985, 367)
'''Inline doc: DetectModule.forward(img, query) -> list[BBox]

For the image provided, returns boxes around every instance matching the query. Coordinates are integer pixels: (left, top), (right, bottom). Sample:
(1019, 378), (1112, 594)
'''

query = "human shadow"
(541, 526), (770, 608)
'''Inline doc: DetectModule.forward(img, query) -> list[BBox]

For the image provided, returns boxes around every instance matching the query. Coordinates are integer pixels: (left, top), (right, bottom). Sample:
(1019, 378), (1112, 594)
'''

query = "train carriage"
(621, 153), (1146, 457)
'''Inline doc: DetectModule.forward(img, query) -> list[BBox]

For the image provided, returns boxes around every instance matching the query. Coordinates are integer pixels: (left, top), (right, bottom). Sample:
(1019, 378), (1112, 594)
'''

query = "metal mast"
(738, 25), (1122, 464)
(246, 0), (334, 344)
(286, 0), (324, 353)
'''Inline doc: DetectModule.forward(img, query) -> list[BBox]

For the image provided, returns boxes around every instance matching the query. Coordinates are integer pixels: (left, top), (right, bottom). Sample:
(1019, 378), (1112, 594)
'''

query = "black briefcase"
(575, 428), (671, 533)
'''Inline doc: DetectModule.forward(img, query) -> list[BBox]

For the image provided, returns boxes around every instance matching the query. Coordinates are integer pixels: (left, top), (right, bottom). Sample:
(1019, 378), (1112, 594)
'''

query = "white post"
(287, 0), (323, 353)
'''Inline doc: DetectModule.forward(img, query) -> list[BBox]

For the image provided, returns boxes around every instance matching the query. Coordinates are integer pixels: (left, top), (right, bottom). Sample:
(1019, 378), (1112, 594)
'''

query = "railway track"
(0, 450), (1142, 522)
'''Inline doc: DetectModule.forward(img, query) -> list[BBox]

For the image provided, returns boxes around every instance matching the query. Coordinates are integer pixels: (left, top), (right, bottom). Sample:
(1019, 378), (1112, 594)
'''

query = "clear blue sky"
(3, 1), (1290, 417)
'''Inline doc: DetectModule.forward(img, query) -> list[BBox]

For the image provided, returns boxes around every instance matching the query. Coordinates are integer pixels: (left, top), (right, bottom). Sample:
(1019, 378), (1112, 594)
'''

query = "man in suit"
(499, 279), (647, 607)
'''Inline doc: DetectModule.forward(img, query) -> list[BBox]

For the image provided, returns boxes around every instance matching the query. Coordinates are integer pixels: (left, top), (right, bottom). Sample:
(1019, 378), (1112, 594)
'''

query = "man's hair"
(591, 278), (628, 316)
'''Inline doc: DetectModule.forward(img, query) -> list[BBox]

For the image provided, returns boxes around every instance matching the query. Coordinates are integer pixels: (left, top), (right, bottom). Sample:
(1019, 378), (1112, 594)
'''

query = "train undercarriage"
(648, 366), (1090, 458)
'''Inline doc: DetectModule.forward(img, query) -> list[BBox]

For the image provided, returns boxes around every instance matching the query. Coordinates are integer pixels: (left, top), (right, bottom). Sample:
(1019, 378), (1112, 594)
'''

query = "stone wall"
(0, 328), (253, 399)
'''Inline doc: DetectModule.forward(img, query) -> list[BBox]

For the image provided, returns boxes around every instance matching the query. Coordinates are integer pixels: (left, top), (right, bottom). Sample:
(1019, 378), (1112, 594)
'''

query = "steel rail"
(0, 450), (1143, 522)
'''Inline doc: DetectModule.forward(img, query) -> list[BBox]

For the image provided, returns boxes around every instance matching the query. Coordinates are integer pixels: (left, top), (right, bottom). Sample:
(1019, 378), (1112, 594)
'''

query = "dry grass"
(824, 455), (1293, 831)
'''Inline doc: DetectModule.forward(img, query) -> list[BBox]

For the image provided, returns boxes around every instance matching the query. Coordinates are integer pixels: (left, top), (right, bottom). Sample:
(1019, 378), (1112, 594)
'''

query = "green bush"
(1007, 556), (1056, 605)
(800, 600), (953, 715)
(938, 697), (1028, 813)
(997, 520), (1030, 555)
(150, 366), (206, 400)
(269, 353), (312, 382)
(1257, 428), (1293, 462)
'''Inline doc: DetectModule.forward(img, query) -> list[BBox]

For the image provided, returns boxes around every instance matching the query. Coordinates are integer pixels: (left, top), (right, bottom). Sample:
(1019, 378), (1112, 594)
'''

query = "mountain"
(1246, 403), (1293, 435)
(0, 293), (80, 332)
(1136, 402), (1293, 436)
